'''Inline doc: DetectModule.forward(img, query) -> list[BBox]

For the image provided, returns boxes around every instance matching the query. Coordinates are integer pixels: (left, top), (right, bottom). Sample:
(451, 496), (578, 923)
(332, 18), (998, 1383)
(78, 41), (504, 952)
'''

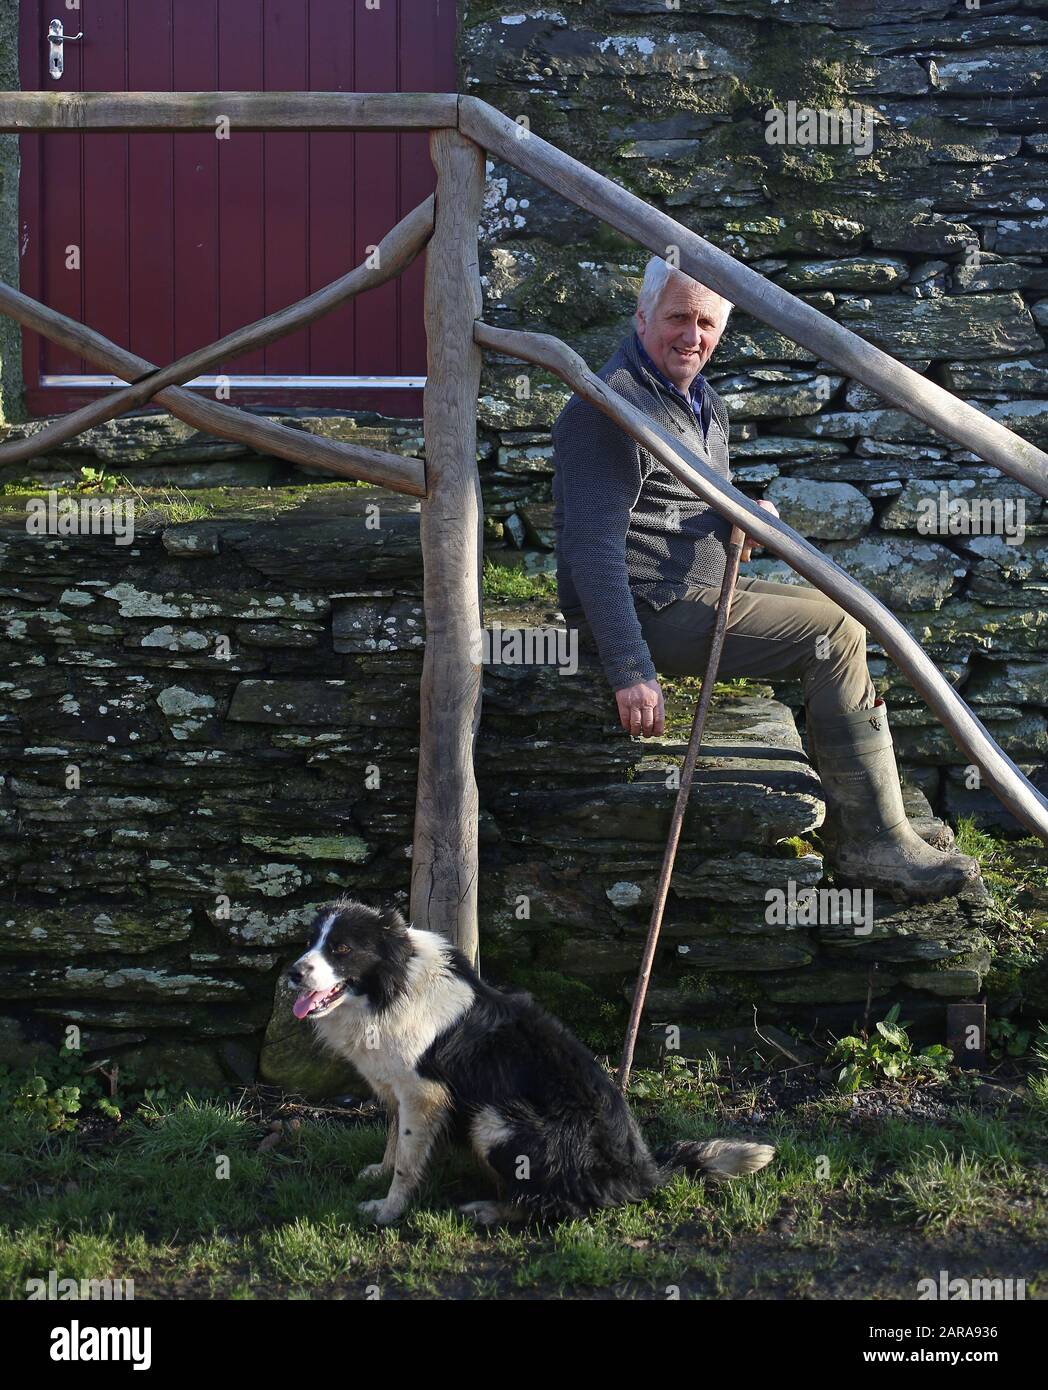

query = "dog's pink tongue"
(293, 991), (324, 1020)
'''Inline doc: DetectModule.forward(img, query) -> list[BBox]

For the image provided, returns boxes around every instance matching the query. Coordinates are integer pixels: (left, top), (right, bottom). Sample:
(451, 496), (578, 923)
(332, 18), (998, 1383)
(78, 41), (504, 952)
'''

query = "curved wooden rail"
(461, 97), (1048, 503)
(475, 320), (1048, 847)
(0, 196), (436, 467)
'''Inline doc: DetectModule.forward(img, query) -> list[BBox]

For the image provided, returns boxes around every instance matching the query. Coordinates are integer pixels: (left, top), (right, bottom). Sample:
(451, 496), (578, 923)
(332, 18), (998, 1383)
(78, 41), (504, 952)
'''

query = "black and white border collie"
(287, 899), (774, 1226)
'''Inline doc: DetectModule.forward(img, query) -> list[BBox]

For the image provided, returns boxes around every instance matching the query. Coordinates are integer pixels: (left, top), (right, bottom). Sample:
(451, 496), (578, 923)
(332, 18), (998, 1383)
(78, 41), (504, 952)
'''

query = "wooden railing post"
(410, 128), (486, 963)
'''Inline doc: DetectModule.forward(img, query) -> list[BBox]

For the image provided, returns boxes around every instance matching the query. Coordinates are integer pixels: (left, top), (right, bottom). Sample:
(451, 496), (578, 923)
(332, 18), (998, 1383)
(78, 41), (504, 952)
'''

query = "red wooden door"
(18, 0), (457, 417)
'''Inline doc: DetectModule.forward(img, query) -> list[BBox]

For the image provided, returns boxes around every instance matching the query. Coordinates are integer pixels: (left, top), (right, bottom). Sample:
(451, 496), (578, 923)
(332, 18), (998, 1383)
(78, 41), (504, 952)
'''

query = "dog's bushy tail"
(655, 1138), (775, 1182)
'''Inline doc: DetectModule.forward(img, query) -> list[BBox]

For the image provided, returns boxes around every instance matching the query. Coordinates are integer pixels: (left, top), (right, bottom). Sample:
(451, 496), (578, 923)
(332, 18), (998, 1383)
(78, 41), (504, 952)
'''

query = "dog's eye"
(333, 943), (353, 955)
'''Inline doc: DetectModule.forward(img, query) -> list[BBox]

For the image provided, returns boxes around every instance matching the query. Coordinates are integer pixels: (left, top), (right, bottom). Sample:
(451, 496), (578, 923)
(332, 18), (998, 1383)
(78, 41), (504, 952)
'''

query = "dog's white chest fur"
(312, 928), (474, 1096)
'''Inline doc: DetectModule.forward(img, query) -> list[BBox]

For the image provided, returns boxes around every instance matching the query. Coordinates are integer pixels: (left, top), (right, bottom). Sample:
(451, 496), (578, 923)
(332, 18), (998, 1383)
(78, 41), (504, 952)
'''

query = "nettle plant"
(828, 1004), (952, 1093)
(987, 1018), (1033, 1061)
(5, 1045), (178, 1133)
(8, 1048), (121, 1133)
(76, 465), (122, 493)
(12, 1074), (86, 1133)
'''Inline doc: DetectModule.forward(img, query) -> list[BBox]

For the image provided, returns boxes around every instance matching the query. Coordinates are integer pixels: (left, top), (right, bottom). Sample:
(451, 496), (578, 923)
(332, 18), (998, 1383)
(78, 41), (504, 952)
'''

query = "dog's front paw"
(459, 1200), (512, 1227)
(358, 1198), (400, 1226)
(357, 1163), (387, 1182)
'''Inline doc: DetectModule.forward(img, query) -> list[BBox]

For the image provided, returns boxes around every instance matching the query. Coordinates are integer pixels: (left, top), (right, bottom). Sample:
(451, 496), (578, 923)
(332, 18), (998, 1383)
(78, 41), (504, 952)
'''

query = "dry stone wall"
(0, 489), (1002, 1091)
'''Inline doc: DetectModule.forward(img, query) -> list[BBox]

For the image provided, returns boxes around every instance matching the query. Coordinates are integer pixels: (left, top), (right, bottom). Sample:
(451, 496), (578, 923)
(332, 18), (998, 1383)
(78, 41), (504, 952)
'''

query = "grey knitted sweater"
(552, 331), (734, 691)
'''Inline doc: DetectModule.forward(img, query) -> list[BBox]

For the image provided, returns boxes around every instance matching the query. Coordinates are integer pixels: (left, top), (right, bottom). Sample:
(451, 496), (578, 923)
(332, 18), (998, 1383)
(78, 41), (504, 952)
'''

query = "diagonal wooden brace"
(0, 197), (435, 470)
(0, 278), (425, 496)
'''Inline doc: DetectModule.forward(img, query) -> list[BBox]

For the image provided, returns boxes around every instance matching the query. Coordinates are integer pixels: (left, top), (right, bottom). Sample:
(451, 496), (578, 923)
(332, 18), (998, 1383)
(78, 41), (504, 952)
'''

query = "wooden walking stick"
(618, 523), (748, 1092)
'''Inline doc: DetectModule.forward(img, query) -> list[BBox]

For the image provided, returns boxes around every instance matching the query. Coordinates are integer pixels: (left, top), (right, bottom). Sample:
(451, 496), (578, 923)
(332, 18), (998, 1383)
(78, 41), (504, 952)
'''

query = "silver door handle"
(47, 19), (84, 82)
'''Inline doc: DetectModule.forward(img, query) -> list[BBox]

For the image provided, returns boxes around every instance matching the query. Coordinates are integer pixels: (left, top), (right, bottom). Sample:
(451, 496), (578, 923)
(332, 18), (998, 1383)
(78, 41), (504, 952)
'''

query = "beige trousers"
(569, 576), (878, 719)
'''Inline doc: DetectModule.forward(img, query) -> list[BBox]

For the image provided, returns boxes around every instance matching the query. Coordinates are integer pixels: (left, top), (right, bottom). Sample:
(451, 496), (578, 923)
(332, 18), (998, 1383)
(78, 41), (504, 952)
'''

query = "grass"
(889, 1149), (1006, 1232)
(118, 481), (217, 524)
(482, 560), (557, 602)
(955, 819), (1048, 941)
(0, 475), (217, 524)
(953, 821), (1048, 1029)
(2, 1051), (1047, 1301)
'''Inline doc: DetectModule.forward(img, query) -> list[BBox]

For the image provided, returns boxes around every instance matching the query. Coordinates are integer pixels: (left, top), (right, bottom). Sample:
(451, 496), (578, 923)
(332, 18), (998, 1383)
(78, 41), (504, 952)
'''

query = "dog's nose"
(286, 965), (303, 986)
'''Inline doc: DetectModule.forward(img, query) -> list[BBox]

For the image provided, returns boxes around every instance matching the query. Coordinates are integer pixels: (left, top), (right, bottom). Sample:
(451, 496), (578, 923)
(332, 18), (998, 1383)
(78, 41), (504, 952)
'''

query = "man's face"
(635, 280), (727, 393)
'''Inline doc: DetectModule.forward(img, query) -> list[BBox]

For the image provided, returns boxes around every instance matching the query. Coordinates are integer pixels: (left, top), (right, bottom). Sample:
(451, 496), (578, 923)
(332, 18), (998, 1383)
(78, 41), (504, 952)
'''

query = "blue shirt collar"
(632, 331), (711, 439)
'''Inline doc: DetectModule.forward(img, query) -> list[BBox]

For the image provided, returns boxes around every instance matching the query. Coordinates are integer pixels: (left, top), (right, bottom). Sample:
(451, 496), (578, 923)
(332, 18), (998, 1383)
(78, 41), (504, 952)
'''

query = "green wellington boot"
(807, 698), (983, 901)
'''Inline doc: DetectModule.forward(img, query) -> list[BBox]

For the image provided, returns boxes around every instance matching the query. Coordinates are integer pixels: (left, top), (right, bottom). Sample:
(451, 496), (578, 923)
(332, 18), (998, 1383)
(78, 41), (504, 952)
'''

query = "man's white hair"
(636, 256), (733, 330)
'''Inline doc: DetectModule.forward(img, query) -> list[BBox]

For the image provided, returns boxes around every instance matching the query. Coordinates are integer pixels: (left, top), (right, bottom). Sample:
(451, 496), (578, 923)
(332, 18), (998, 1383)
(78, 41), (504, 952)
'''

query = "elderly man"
(552, 255), (981, 901)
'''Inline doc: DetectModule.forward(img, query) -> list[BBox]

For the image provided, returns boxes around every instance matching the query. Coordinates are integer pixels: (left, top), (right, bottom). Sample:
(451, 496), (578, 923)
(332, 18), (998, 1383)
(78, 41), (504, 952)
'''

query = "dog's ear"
(379, 906), (409, 933)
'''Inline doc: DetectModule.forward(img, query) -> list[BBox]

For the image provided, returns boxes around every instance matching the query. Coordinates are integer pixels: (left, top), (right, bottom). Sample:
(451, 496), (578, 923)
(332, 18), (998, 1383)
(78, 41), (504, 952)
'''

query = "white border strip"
(39, 374), (427, 390)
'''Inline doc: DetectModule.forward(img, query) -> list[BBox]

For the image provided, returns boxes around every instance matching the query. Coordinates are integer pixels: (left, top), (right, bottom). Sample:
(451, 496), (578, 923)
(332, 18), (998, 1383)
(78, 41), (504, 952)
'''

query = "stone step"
(480, 599), (956, 851)
(475, 600), (993, 1055)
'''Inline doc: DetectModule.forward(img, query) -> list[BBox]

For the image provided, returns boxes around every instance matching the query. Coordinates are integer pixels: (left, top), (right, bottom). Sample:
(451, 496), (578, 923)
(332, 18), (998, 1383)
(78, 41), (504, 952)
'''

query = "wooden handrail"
(0, 196), (435, 467)
(460, 97), (1048, 503)
(475, 320), (1048, 848)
